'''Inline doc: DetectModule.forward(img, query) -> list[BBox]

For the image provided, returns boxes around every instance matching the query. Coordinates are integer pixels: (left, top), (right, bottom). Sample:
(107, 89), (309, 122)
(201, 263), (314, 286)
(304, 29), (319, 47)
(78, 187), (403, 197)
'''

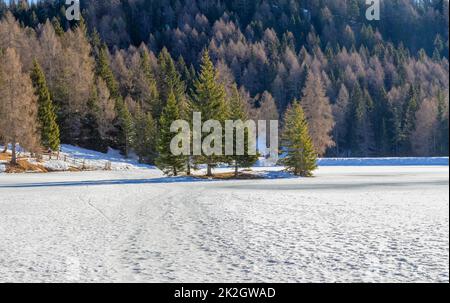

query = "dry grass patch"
(0, 152), (10, 161)
(5, 159), (48, 173)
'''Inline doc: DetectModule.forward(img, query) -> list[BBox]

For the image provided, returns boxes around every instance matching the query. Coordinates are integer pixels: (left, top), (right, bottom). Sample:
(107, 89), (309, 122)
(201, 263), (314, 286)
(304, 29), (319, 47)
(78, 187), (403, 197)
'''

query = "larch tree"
(30, 60), (60, 151)
(437, 91), (449, 155)
(37, 20), (95, 144)
(0, 48), (40, 164)
(300, 71), (335, 156)
(412, 97), (439, 156)
(281, 101), (317, 177)
(192, 50), (230, 176)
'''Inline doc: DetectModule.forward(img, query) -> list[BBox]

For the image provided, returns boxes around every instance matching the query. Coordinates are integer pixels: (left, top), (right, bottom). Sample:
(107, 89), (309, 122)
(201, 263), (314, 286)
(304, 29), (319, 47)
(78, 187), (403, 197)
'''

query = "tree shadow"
(0, 176), (209, 189)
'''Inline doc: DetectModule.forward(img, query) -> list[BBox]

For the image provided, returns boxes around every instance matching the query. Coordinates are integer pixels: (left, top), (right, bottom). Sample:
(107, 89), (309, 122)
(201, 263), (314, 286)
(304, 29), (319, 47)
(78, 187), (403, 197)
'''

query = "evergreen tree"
(134, 105), (157, 164)
(346, 83), (365, 155)
(373, 88), (392, 155)
(97, 43), (120, 99)
(80, 83), (106, 152)
(228, 85), (258, 177)
(51, 17), (64, 37)
(191, 50), (229, 176)
(156, 91), (185, 176)
(400, 85), (419, 154)
(157, 48), (186, 118)
(116, 97), (134, 157)
(281, 101), (317, 177)
(30, 59), (60, 151)
(140, 49), (159, 113)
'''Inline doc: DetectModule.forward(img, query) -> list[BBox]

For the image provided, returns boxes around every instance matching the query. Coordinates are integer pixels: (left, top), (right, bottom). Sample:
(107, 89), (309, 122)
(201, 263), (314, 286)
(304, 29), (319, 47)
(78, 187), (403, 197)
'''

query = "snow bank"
(60, 145), (153, 171)
(40, 160), (72, 172)
(0, 144), (156, 173)
(317, 157), (449, 166)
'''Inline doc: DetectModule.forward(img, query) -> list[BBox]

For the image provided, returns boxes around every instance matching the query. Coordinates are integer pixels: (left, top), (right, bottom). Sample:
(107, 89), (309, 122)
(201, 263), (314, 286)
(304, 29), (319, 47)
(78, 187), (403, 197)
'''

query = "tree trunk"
(206, 164), (212, 177)
(235, 163), (239, 178)
(1, 144), (7, 153)
(187, 159), (191, 176)
(173, 166), (178, 176)
(11, 143), (17, 165)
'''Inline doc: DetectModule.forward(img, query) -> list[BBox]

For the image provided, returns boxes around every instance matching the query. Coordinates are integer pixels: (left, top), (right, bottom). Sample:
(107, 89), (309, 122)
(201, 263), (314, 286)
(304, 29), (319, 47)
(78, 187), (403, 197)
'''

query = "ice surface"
(0, 165), (448, 282)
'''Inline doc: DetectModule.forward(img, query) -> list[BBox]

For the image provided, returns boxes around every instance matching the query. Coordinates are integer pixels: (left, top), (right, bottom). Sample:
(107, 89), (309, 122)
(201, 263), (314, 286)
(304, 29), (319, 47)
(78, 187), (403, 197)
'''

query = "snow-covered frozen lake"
(0, 166), (448, 282)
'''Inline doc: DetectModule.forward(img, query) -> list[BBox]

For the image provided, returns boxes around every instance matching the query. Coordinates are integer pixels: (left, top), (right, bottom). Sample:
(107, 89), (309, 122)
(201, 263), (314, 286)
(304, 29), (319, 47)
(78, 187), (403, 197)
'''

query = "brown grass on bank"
(5, 159), (48, 173)
(0, 152), (10, 161)
(1, 151), (49, 173)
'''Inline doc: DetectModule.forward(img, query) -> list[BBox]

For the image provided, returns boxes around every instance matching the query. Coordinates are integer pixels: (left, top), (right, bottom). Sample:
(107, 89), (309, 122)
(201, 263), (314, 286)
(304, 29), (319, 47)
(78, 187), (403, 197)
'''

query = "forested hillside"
(0, 0), (449, 160)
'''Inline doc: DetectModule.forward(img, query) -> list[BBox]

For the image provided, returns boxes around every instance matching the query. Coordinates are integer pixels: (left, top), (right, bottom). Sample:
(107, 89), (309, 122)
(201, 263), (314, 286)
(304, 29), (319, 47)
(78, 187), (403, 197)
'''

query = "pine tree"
(51, 17), (64, 37)
(281, 101), (317, 177)
(80, 83), (106, 152)
(192, 50), (229, 176)
(140, 49), (159, 113)
(332, 84), (349, 156)
(156, 91), (185, 176)
(400, 85), (419, 154)
(116, 97), (134, 157)
(97, 43), (120, 99)
(228, 85), (258, 177)
(134, 105), (157, 164)
(30, 60), (60, 151)
(157, 48), (186, 118)
(347, 83), (365, 155)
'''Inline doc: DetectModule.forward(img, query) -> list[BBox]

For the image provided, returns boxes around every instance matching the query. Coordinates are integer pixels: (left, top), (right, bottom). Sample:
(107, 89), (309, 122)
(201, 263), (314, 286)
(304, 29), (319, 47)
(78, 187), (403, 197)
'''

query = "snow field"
(0, 166), (448, 282)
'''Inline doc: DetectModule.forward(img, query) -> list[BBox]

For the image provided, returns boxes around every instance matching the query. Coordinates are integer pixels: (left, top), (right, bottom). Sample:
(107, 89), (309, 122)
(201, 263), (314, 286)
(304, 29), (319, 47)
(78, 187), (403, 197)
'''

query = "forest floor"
(0, 165), (448, 282)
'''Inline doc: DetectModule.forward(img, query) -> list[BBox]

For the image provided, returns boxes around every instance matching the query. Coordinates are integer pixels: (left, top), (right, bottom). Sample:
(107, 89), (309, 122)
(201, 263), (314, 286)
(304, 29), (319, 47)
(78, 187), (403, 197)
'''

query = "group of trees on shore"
(1, 0), (449, 176)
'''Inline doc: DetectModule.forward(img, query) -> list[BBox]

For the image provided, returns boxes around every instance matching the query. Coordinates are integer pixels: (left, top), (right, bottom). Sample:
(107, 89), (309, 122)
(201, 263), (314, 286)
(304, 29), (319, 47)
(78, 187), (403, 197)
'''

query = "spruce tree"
(157, 48), (186, 118)
(281, 101), (317, 177)
(140, 49), (159, 113)
(116, 98), (134, 157)
(346, 83), (366, 155)
(134, 105), (157, 164)
(192, 50), (229, 176)
(80, 83), (106, 152)
(228, 85), (258, 177)
(156, 91), (185, 176)
(97, 43), (120, 99)
(400, 85), (419, 154)
(30, 60), (60, 151)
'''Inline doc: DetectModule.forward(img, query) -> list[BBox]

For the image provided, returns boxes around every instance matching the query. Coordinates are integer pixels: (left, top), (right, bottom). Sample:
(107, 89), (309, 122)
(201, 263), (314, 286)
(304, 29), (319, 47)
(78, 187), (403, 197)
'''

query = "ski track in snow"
(0, 166), (448, 282)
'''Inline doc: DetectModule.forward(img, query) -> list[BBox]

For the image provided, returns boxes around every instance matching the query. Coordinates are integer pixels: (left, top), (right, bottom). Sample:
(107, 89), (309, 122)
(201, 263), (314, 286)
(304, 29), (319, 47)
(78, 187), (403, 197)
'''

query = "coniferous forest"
(0, 0), (449, 170)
